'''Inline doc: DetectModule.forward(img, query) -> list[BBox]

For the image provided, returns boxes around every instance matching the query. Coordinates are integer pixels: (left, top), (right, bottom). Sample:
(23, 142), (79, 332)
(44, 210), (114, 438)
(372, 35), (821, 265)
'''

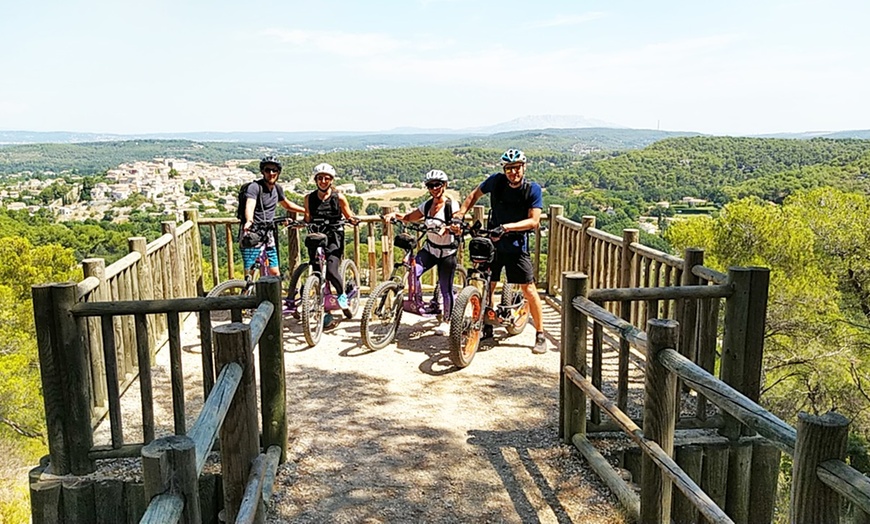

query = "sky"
(1, 0), (869, 136)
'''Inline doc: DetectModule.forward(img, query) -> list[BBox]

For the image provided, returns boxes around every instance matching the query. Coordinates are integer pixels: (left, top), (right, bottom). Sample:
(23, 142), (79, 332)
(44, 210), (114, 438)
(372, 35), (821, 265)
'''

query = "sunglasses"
(426, 182), (444, 189)
(263, 168), (281, 174)
(503, 165), (523, 174)
(315, 175), (333, 182)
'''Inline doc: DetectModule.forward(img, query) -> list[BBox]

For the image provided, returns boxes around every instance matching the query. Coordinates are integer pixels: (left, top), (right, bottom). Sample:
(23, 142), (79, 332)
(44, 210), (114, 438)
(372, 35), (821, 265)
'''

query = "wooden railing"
(31, 275), (288, 522)
(139, 293), (282, 523)
(195, 204), (547, 295)
(560, 272), (870, 523)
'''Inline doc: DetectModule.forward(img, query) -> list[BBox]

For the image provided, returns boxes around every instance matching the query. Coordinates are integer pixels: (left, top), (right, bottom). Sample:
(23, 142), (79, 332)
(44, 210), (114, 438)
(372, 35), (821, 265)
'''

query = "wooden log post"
(209, 224), (220, 288)
(30, 478), (63, 524)
(82, 258), (108, 414)
(352, 220), (361, 279)
(725, 439), (752, 523)
(618, 229), (638, 411)
(790, 411), (850, 523)
(672, 444), (703, 524)
(640, 318), (679, 524)
(366, 221), (377, 289)
(33, 284), (70, 474)
(560, 272), (588, 443)
(162, 221), (183, 299)
(580, 216), (596, 275)
(55, 283), (96, 474)
(472, 204), (486, 228)
(95, 479), (125, 524)
(748, 440), (781, 524)
(226, 223), (236, 281)
(214, 323), (260, 524)
(125, 482), (147, 524)
(62, 478), (95, 524)
(184, 210), (206, 297)
(677, 248), (704, 419)
(380, 207), (395, 282)
(720, 267), (770, 439)
(142, 435), (202, 524)
(700, 443), (730, 524)
(546, 205), (563, 296)
(256, 277), (287, 463)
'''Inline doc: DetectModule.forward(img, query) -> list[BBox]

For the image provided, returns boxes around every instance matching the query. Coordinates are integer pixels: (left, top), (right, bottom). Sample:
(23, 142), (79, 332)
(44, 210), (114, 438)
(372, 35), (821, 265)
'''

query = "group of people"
(239, 149), (547, 355)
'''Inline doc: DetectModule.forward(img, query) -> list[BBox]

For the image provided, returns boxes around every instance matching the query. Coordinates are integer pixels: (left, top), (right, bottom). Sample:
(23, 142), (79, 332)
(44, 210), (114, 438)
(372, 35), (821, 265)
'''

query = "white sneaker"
(433, 324), (449, 336)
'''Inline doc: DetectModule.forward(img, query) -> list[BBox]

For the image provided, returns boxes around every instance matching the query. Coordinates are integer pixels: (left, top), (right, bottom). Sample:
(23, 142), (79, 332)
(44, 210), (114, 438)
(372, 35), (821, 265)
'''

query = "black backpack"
(236, 181), (265, 238)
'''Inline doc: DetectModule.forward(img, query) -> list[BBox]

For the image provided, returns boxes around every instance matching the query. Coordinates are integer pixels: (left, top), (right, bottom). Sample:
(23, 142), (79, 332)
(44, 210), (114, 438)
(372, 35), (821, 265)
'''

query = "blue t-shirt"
(245, 179), (286, 225)
(479, 173), (543, 253)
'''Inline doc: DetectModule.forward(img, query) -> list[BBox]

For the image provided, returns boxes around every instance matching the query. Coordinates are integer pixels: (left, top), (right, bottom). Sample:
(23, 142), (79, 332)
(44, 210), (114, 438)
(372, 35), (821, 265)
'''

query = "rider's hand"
(243, 220), (253, 233)
(490, 225), (505, 239)
(348, 215), (360, 226)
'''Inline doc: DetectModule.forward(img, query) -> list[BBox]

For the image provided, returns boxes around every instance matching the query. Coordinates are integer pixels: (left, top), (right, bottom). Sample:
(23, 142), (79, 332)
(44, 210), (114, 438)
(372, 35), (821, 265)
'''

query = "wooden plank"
(573, 435), (640, 521)
(167, 311), (186, 435)
(134, 313), (155, 443)
(100, 315), (124, 448)
(817, 458), (870, 515)
(572, 296), (648, 351)
(657, 348), (797, 455)
(236, 453), (268, 524)
(188, 362), (243, 473)
(72, 295), (263, 316)
(139, 493), (184, 524)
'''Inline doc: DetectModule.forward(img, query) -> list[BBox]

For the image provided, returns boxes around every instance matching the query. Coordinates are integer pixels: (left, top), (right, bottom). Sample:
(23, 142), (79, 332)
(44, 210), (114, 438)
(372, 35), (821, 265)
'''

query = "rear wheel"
(360, 281), (404, 350)
(449, 286), (483, 368)
(206, 279), (251, 322)
(301, 274), (324, 347)
(501, 283), (529, 336)
(286, 263), (311, 317)
(340, 259), (361, 318)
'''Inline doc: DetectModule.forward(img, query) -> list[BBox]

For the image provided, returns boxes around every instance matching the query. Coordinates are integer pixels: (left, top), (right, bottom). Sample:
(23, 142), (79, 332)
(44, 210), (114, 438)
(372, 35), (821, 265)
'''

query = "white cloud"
(531, 12), (607, 28)
(259, 28), (402, 58)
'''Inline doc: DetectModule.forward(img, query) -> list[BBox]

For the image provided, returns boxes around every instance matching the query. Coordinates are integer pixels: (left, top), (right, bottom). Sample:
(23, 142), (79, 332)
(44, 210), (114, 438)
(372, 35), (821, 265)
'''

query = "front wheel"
(340, 259), (361, 319)
(301, 274), (324, 347)
(449, 286), (483, 368)
(360, 281), (404, 351)
(206, 279), (251, 322)
(501, 283), (529, 336)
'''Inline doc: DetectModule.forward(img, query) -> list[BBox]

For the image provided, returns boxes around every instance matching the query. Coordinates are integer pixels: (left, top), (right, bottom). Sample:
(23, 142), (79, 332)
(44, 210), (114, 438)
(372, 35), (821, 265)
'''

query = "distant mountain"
(754, 130), (870, 140)
(467, 114), (625, 134)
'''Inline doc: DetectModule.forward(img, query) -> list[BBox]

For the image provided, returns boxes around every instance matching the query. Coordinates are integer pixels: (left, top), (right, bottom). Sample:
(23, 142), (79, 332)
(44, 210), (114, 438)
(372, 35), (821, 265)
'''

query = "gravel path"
(94, 296), (630, 523)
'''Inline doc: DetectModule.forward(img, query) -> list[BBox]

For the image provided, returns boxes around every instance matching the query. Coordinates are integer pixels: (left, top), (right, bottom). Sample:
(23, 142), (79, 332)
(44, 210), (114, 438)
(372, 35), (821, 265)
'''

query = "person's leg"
(265, 246), (281, 276)
(414, 249), (438, 306)
(325, 253), (344, 296)
(505, 253), (546, 353)
(241, 244), (261, 273)
(437, 253), (457, 316)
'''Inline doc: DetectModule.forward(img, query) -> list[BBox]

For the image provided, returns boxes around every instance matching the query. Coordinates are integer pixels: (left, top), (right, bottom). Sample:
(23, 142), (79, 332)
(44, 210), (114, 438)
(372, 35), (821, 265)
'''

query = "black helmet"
(259, 156), (282, 172)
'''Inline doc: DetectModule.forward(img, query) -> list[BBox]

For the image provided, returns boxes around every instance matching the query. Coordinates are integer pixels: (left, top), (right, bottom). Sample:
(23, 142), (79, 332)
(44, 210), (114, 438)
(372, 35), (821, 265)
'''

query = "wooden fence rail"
(561, 271), (870, 524)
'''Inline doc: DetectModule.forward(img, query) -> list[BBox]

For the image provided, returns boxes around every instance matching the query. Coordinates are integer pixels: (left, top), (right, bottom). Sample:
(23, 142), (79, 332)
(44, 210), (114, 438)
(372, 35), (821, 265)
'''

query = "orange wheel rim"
(463, 295), (482, 357)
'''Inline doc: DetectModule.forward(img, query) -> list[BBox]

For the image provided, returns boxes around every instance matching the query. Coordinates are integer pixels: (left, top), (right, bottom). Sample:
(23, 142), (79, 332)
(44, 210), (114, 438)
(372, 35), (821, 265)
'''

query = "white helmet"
(312, 163), (337, 179)
(501, 148), (527, 165)
(424, 169), (448, 184)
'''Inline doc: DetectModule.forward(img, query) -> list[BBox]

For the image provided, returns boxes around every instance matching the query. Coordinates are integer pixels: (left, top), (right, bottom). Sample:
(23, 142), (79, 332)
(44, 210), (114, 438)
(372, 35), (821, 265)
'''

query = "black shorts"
(489, 251), (535, 284)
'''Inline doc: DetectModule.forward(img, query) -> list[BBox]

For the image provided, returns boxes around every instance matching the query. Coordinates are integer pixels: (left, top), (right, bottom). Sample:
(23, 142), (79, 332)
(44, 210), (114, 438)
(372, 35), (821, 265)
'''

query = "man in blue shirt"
(454, 149), (547, 354)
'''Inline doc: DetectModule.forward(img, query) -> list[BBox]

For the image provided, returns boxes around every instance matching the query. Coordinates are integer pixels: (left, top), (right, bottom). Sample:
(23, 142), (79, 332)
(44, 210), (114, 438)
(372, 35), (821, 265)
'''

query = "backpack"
(236, 181), (264, 237)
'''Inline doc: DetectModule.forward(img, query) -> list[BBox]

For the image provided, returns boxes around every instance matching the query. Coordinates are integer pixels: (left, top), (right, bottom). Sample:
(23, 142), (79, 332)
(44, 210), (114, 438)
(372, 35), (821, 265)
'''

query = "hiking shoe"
(482, 324), (494, 340)
(323, 313), (337, 329)
(532, 333), (547, 354)
(337, 293), (349, 309)
(433, 323), (449, 336)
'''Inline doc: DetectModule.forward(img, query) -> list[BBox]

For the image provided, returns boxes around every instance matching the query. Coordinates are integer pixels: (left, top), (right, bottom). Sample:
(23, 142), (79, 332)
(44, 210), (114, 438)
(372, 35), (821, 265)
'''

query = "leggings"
(414, 248), (457, 316)
(308, 248), (344, 296)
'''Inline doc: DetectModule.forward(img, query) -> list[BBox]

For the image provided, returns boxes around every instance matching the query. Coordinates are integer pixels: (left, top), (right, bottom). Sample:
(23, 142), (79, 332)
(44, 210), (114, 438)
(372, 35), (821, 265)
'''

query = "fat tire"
(501, 283), (530, 336)
(287, 263), (311, 303)
(301, 274), (323, 347)
(360, 281), (404, 350)
(449, 286), (482, 368)
(340, 259), (361, 318)
(206, 279), (251, 322)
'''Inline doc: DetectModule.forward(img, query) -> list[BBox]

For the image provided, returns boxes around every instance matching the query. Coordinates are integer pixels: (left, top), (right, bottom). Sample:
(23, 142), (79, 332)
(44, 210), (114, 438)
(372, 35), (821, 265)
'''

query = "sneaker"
(482, 324), (494, 340)
(337, 293), (349, 309)
(532, 333), (547, 354)
(323, 312), (336, 329)
(433, 324), (449, 336)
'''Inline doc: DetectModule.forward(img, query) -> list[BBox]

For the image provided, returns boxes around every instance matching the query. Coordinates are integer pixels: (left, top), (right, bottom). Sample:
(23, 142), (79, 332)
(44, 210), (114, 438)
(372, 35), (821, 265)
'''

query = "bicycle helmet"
(423, 169), (448, 184)
(312, 162), (337, 179)
(259, 155), (282, 172)
(500, 148), (526, 165)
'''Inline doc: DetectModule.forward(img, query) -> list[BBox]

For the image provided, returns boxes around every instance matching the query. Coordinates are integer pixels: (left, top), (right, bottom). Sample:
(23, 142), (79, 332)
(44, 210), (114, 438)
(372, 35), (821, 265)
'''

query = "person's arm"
(303, 194), (312, 223)
(400, 209), (424, 222)
(502, 207), (541, 232)
(454, 186), (484, 219)
(338, 194), (359, 225)
(243, 197), (256, 233)
(281, 199), (305, 215)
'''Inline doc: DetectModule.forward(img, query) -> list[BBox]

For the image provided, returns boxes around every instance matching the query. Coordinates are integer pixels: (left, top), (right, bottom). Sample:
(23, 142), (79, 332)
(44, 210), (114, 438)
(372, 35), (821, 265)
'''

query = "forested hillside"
(3, 133), (870, 519)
